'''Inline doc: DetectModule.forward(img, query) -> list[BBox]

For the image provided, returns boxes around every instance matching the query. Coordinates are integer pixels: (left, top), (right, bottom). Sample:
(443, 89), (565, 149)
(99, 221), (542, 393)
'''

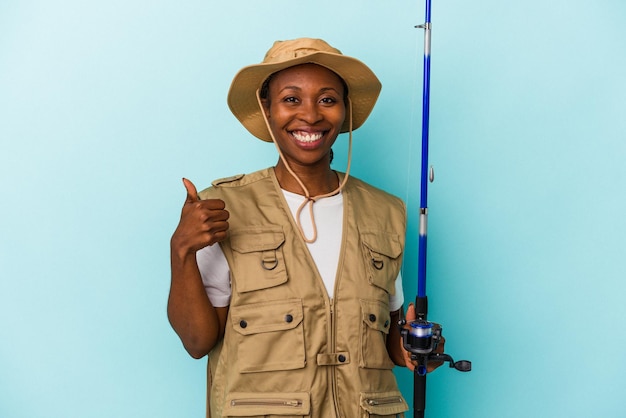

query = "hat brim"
(227, 51), (382, 142)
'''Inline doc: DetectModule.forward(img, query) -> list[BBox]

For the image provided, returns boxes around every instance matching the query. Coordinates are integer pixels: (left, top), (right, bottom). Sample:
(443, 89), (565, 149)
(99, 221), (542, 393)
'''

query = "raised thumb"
(182, 178), (199, 202)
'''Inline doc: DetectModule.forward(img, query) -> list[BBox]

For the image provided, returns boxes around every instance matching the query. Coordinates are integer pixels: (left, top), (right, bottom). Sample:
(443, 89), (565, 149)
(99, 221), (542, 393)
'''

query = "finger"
(207, 229), (229, 246)
(182, 178), (199, 202)
(400, 338), (415, 372)
(435, 336), (446, 353)
(427, 360), (444, 373)
(405, 303), (416, 322)
(201, 199), (227, 211)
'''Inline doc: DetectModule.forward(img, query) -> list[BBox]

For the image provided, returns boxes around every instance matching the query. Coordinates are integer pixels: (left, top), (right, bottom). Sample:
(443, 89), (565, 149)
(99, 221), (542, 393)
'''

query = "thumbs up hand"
(171, 178), (230, 259)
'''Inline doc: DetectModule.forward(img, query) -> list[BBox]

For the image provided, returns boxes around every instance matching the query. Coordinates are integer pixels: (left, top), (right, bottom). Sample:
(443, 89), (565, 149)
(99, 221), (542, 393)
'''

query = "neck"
(274, 161), (339, 197)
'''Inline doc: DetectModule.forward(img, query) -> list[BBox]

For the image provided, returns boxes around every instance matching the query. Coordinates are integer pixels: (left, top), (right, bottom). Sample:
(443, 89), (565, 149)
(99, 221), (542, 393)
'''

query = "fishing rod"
(399, 1), (471, 417)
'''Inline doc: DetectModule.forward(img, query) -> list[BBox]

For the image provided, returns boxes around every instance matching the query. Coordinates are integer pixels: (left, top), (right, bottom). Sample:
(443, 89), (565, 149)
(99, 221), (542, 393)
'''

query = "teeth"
(292, 131), (323, 143)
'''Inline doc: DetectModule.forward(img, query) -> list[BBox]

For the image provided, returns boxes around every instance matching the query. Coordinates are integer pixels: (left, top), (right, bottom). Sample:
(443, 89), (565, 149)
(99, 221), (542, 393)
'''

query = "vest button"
(239, 320), (247, 328)
(369, 314), (377, 322)
(285, 314), (293, 323)
(338, 354), (346, 363)
(384, 319), (390, 328)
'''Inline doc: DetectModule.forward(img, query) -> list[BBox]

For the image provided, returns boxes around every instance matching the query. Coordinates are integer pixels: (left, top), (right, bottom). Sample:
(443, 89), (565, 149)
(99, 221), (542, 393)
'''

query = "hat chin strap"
(256, 89), (354, 243)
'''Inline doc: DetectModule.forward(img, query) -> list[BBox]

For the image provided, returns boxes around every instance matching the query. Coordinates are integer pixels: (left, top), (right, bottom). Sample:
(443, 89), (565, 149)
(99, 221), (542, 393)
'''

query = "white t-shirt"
(196, 189), (404, 311)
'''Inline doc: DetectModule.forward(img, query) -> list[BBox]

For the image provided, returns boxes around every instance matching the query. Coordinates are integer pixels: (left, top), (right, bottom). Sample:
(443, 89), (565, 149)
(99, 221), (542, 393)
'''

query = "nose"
(298, 100), (323, 124)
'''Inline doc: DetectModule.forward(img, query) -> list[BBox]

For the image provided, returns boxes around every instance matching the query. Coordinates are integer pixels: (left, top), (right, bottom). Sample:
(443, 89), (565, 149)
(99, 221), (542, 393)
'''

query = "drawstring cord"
(256, 89), (354, 243)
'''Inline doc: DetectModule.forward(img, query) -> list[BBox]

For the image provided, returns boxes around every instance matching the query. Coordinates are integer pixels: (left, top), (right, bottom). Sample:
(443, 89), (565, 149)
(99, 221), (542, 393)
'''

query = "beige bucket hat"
(227, 38), (382, 142)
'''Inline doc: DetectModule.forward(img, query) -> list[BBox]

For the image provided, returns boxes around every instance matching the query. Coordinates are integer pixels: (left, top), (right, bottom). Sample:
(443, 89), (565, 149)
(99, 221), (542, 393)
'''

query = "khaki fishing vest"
(199, 167), (409, 418)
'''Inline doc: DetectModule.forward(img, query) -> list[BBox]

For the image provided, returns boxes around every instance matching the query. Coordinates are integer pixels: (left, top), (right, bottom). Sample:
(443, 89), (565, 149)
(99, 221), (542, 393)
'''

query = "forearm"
(387, 308), (406, 367)
(167, 246), (224, 359)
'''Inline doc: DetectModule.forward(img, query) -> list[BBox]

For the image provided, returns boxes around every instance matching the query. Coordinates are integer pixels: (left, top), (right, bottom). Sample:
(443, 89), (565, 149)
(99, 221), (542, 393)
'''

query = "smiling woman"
(261, 64), (346, 195)
(167, 38), (441, 418)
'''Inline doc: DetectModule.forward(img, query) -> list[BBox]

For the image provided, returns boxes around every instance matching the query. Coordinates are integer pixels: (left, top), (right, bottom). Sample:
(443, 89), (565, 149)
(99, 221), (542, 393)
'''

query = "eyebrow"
(278, 86), (342, 94)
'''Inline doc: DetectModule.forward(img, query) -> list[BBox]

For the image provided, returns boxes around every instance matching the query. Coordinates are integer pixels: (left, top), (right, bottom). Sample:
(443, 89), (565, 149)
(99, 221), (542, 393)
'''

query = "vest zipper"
(365, 396), (404, 406)
(230, 398), (303, 408)
(329, 297), (341, 416)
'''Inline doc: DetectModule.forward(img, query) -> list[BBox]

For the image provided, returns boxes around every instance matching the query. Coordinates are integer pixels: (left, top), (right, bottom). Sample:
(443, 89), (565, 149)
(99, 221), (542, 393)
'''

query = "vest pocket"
(230, 299), (305, 373)
(230, 227), (288, 293)
(359, 299), (395, 370)
(360, 390), (409, 417)
(223, 391), (311, 417)
(360, 231), (402, 294)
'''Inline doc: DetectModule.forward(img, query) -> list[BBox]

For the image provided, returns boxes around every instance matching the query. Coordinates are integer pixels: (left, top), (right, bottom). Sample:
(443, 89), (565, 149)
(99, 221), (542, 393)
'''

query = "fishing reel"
(399, 319), (472, 376)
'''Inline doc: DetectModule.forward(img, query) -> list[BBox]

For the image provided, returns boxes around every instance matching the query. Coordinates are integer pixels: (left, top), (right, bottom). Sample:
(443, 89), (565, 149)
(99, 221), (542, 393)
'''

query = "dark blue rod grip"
(414, 368), (427, 418)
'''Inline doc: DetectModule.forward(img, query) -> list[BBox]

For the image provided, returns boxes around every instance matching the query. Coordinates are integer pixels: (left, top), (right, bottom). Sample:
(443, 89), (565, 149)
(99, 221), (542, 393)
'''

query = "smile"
(291, 131), (324, 143)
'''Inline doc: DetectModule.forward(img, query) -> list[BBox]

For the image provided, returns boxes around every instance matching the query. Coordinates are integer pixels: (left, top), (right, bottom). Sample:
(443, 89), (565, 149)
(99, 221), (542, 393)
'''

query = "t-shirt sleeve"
(195, 244), (232, 307)
(389, 272), (405, 312)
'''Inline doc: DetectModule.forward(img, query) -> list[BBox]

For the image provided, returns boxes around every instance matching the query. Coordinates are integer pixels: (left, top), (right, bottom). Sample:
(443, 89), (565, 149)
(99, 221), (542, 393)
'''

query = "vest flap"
(360, 299), (392, 334)
(231, 299), (303, 336)
(230, 227), (285, 253)
(361, 230), (402, 259)
(360, 390), (409, 415)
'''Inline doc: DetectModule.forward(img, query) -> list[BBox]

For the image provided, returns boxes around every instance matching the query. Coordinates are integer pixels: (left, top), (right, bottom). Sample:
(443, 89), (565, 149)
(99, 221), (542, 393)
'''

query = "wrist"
(170, 237), (197, 264)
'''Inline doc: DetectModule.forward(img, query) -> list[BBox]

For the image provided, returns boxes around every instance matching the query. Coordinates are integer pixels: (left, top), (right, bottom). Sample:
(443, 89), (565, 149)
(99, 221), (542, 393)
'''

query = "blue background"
(1, 1), (625, 417)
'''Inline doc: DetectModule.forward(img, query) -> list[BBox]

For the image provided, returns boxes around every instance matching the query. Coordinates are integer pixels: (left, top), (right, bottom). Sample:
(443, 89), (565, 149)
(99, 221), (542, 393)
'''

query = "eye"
(320, 96), (338, 105)
(283, 96), (299, 103)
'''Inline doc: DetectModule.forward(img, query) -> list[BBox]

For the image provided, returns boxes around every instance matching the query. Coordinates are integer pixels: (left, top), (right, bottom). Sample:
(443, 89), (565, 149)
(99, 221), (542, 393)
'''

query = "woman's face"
(262, 63), (346, 169)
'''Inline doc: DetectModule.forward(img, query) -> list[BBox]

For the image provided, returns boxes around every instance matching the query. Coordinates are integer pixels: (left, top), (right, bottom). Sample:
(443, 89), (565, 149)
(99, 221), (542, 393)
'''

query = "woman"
(168, 38), (442, 418)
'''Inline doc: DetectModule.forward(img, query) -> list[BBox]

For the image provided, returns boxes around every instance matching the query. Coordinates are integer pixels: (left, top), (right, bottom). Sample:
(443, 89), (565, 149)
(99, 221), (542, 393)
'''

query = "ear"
(261, 98), (271, 119)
